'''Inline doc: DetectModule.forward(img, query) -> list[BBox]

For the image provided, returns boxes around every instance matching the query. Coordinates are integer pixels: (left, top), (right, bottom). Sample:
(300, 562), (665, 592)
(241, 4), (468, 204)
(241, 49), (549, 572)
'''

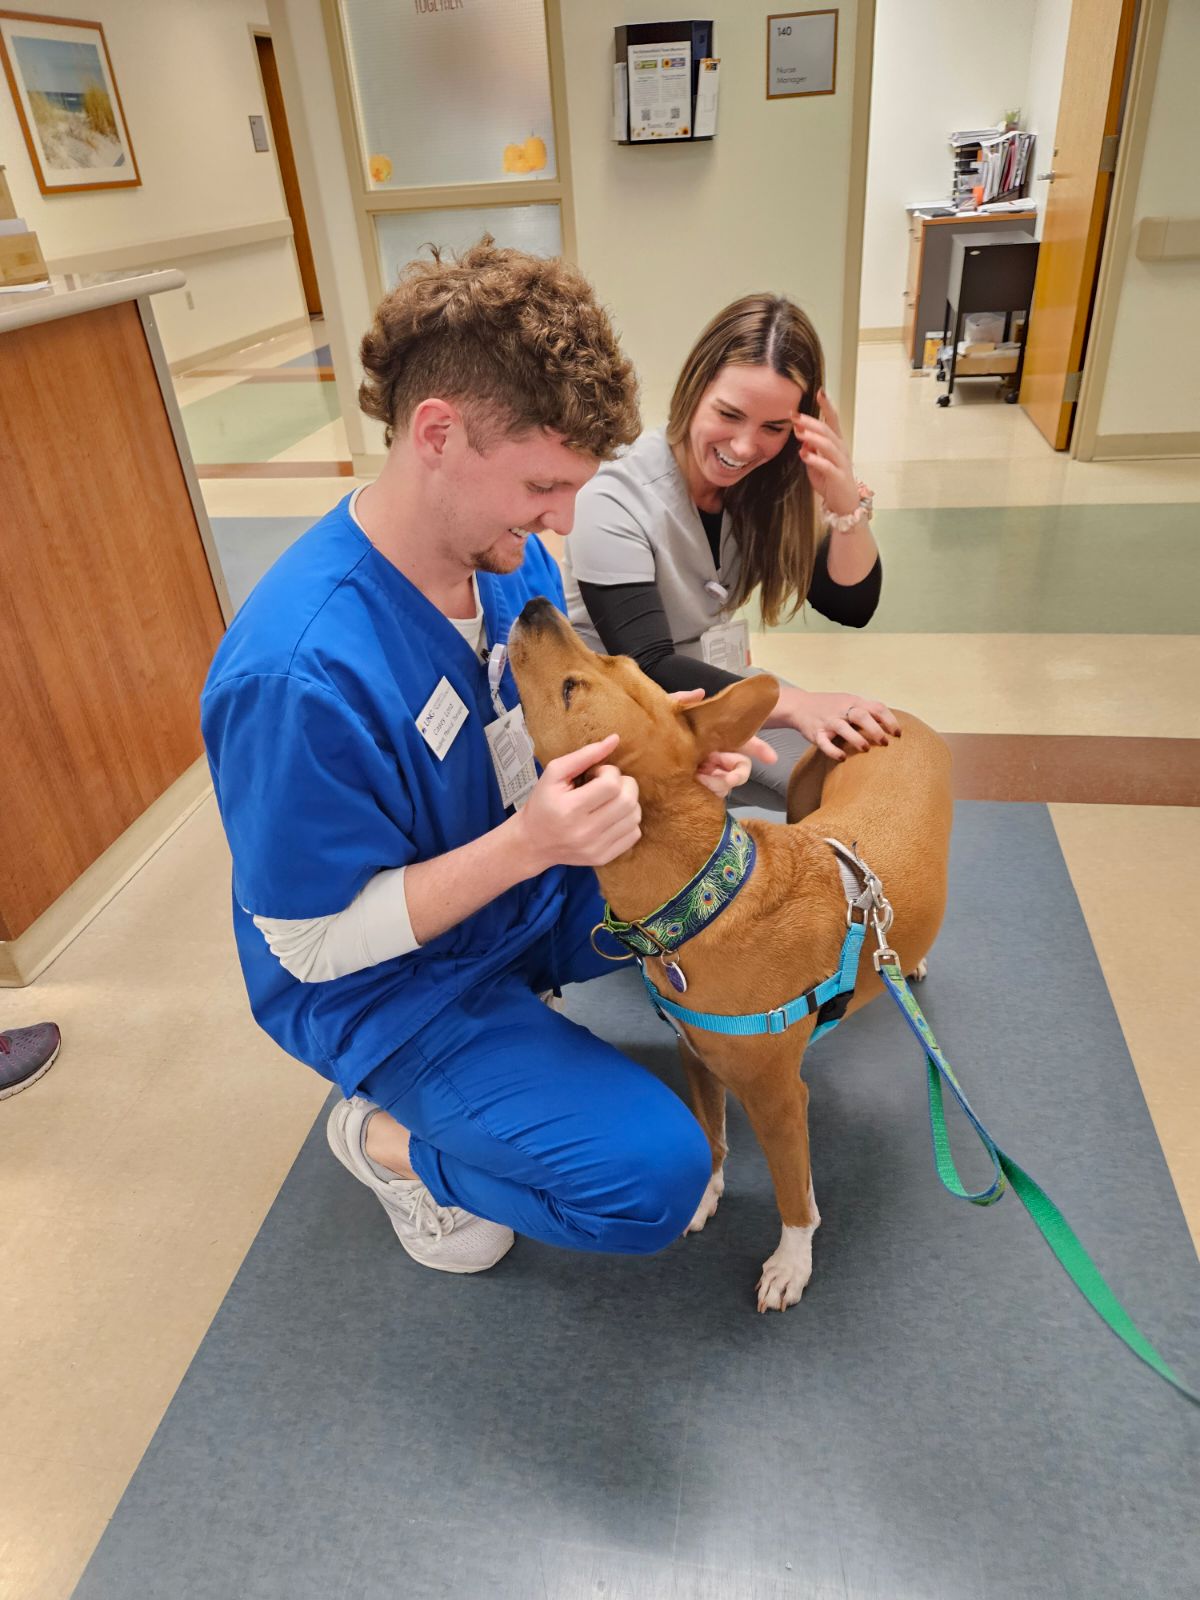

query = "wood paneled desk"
(1, 270), (231, 985)
(903, 208), (1038, 367)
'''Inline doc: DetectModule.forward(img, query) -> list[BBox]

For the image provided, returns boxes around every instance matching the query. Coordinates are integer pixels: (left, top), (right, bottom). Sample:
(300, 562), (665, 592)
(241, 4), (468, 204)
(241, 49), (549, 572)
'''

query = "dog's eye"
(562, 676), (579, 709)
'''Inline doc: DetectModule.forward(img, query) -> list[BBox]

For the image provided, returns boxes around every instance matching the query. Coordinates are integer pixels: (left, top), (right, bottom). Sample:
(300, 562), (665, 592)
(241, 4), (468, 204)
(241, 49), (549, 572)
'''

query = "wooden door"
(256, 33), (322, 318)
(1020, 0), (1137, 448)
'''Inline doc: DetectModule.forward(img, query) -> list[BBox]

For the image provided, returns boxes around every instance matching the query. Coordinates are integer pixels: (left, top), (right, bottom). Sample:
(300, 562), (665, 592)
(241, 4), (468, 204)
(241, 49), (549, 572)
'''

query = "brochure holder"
(613, 21), (717, 145)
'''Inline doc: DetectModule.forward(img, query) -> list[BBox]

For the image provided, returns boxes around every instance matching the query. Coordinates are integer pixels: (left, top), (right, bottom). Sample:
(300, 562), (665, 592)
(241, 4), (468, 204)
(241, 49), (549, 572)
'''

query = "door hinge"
(1063, 371), (1083, 403)
(1099, 134), (1120, 174)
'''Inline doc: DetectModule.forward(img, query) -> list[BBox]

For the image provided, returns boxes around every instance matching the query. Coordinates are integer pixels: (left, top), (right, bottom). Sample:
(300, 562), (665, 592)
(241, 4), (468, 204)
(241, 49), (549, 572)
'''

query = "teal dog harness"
(597, 823), (877, 1041)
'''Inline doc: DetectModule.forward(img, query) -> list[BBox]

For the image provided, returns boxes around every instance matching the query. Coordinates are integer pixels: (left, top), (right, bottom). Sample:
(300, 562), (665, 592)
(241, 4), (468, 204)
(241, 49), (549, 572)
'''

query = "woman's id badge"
(699, 618), (751, 671)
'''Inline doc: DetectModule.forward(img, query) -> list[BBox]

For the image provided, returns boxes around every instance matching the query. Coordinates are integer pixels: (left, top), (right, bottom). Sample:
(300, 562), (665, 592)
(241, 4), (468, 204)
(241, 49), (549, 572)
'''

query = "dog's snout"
(516, 597), (559, 631)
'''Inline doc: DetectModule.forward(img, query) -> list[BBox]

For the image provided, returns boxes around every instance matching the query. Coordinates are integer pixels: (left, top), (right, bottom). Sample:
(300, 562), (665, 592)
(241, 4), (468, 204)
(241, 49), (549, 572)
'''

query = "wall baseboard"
(0, 760), (213, 989)
(169, 317), (312, 375)
(1090, 431), (1200, 461)
(859, 326), (905, 342)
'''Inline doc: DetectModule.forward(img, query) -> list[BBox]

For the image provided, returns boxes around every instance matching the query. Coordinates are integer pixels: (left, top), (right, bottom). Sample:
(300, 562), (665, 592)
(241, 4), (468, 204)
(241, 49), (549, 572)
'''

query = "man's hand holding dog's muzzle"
(512, 734), (642, 872)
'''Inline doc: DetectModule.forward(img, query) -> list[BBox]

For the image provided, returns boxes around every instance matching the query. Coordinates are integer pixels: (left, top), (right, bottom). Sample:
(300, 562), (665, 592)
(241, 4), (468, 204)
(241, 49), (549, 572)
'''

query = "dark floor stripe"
(946, 733), (1200, 805)
(182, 369), (335, 382)
(196, 461), (355, 478)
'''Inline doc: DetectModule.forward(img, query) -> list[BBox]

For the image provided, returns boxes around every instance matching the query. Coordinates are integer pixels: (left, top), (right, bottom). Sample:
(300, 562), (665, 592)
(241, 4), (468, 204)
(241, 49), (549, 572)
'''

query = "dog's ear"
(681, 675), (780, 756)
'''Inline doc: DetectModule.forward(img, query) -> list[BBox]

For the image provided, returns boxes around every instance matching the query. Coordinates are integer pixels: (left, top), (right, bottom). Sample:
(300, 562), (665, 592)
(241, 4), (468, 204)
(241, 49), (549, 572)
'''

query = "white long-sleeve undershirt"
(253, 489), (488, 983)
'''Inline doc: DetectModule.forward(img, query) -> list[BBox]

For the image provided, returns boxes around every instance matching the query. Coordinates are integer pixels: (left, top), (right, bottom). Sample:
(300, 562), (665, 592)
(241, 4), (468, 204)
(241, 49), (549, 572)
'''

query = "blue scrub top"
(201, 496), (569, 1096)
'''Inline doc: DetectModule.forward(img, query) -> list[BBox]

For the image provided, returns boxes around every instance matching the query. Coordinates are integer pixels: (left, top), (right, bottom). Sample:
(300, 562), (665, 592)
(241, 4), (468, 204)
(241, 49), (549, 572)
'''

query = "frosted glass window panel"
(340, 0), (557, 189)
(376, 205), (562, 291)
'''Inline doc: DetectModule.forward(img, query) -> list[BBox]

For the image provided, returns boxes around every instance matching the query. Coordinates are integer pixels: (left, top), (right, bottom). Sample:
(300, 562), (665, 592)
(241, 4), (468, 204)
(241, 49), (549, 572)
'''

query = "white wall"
(0, 0), (305, 364)
(1022, 0), (1072, 241)
(859, 0), (1039, 331)
(1095, 0), (1200, 443)
(562, 1), (864, 427)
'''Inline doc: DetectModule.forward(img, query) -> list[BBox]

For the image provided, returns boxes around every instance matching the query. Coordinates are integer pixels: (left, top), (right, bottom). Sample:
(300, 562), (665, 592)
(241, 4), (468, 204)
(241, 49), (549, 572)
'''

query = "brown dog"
(508, 599), (953, 1311)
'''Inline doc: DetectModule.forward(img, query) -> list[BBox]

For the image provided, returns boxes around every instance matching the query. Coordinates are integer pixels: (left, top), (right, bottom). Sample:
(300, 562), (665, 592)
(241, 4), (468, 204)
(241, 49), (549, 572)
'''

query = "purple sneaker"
(0, 1022), (62, 1099)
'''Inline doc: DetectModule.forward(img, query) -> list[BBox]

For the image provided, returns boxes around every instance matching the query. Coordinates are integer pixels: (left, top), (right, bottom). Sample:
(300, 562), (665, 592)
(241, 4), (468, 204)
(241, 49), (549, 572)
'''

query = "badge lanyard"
(484, 643), (538, 810)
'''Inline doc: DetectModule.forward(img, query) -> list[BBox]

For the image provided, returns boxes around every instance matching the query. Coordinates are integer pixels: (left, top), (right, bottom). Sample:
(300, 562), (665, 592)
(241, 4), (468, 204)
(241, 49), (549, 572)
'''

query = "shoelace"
(391, 1180), (458, 1241)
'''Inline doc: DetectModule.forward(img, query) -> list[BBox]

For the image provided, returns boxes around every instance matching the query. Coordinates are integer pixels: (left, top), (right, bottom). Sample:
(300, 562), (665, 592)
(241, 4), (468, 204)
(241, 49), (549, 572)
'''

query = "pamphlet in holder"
(613, 21), (718, 145)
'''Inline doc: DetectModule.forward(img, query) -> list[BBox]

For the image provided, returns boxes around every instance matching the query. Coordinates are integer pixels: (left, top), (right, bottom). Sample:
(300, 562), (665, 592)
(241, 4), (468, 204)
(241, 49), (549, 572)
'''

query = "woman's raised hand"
(791, 389), (859, 517)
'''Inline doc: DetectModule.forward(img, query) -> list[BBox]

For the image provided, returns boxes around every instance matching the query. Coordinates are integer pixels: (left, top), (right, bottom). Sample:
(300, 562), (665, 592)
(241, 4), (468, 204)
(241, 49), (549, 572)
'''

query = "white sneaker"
(326, 1097), (514, 1274)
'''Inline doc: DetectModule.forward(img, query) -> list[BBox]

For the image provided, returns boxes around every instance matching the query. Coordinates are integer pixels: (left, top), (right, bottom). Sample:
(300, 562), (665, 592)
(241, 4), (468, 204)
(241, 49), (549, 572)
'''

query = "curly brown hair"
(359, 237), (640, 460)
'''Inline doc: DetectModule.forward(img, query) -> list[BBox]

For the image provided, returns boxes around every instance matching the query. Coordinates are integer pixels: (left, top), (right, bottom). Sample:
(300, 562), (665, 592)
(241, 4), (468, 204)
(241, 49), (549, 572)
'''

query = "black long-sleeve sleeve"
(806, 533), (882, 628)
(576, 577), (740, 695)
(576, 534), (882, 698)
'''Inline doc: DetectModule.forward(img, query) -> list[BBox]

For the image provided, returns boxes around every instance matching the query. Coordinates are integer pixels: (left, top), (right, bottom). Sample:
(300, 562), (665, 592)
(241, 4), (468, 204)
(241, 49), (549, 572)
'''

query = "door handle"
(1036, 171), (1058, 182)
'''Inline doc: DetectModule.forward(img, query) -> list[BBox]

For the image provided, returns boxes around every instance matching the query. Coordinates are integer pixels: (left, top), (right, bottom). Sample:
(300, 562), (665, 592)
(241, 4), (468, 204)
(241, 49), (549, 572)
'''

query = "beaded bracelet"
(822, 480), (875, 534)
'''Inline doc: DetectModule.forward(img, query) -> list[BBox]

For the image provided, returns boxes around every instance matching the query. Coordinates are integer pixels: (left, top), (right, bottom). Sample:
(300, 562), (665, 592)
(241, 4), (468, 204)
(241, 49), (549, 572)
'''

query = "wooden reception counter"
(1, 270), (231, 985)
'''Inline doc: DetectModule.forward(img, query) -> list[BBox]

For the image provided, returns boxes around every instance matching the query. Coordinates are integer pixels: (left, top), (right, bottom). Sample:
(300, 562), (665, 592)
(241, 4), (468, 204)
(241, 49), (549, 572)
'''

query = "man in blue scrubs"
(202, 241), (727, 1276)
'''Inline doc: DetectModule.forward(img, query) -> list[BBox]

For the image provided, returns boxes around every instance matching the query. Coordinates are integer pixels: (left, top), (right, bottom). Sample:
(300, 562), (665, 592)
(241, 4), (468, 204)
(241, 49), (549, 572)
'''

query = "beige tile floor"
(2, 335), (1198, 1600)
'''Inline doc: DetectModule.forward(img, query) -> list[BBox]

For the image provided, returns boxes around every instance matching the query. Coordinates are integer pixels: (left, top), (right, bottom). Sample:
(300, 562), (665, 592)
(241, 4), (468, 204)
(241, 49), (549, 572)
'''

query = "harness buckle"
(765, 1006), (790, 1035)
(816, 989), (852, 1025)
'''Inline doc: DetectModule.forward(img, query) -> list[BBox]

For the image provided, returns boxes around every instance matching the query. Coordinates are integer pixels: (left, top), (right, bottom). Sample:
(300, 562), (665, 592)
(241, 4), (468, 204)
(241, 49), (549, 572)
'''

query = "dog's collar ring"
(589, 922), (635, 963)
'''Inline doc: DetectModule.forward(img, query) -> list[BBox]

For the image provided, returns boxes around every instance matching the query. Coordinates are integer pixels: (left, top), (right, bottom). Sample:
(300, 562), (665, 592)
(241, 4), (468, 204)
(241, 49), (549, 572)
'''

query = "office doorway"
(1019, 0), (1138, 449)
(254, 31), (322, 319)
(854, 0), (1143, 462)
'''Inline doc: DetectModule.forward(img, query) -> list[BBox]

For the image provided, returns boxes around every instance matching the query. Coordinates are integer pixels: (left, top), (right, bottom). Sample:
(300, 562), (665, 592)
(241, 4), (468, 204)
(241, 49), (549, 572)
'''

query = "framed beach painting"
(0, 10), (140, 193)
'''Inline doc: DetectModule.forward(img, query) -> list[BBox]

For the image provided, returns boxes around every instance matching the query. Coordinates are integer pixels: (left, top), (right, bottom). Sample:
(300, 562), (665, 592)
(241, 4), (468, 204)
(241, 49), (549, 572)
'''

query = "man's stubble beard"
(469, 537), (528, 576)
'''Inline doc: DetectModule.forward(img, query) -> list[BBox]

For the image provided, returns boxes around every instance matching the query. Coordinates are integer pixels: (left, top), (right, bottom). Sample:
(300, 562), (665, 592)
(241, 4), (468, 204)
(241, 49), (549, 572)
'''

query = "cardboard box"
(0, 230), (49, 287)
(954, 350), (1018, 375)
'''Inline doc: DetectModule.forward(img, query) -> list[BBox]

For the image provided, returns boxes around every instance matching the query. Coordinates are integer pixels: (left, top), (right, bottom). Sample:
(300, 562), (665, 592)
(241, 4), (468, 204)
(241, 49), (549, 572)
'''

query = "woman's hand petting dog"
(668, 688), (776, 798)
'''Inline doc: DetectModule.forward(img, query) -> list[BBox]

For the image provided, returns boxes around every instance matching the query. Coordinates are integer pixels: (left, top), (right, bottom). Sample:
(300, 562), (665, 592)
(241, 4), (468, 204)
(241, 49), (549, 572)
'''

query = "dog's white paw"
(909, 958), (928, 982)
(685, 1167), (725, 1234)
(756, 1218), (818, 1313)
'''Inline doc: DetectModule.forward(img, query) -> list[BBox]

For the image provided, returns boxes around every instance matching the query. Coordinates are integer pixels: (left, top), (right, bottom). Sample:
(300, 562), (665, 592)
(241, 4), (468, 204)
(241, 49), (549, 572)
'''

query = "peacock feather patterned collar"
(598, 815), (756, 990)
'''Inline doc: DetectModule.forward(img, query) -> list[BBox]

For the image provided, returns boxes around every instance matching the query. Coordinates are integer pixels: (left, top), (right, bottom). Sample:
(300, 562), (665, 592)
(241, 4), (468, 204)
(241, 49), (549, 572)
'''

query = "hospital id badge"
(699, 618), (751, 671)
(417, 676), (468, 759)
(485, 705), (538, 810)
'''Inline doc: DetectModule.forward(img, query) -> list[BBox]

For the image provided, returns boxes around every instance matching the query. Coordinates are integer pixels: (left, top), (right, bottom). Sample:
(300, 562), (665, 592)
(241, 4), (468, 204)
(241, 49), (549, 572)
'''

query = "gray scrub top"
(562, 429), (743, 661)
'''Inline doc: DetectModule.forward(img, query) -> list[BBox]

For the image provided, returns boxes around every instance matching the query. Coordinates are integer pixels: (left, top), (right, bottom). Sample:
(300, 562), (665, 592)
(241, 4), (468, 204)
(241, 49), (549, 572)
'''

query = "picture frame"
(766, 9), (838, 101)
(0, 9), (140, 194)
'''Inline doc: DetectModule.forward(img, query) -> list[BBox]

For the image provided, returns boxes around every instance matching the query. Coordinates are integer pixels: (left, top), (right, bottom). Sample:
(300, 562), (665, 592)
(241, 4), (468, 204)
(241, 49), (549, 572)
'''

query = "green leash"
(874, 949), (1199, 1404)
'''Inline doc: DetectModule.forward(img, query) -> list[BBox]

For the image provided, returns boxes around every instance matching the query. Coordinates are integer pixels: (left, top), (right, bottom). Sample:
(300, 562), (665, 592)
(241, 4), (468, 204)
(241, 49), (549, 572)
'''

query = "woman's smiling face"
(685, 362), (807, 495)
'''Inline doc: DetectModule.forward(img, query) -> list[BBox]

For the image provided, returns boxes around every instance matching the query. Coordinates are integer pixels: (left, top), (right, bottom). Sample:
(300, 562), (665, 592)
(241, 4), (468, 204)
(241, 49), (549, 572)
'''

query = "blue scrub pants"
(359, 870), (712, 1256)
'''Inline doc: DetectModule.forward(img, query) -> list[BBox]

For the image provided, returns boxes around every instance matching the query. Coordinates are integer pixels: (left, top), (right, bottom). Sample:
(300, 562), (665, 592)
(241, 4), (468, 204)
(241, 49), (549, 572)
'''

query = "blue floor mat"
(73, 803), (1200, 1599)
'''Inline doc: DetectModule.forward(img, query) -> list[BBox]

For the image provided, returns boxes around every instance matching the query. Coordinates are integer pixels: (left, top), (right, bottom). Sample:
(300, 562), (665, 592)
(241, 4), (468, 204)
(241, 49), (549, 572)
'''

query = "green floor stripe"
(760, 504), (1200, 635)
(180, 379), (342, 465)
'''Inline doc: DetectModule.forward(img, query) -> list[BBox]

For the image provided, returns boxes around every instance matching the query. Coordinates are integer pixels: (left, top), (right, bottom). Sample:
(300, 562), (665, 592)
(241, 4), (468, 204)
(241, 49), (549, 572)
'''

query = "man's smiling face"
(435, 422), (601, 575)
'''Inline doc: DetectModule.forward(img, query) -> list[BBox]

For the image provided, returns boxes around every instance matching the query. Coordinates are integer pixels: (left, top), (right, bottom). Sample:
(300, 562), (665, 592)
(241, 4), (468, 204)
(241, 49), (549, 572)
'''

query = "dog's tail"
(785, 746), (837, 824)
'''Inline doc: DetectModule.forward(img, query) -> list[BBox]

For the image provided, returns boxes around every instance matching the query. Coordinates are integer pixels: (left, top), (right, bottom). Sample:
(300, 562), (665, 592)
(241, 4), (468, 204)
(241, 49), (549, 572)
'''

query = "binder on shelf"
(949, 127), (1036, 209)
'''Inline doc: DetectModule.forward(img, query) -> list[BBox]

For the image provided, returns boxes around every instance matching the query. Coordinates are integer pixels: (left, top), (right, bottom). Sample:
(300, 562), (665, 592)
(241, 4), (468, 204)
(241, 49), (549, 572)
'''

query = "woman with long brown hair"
(563, 293), (898, 802)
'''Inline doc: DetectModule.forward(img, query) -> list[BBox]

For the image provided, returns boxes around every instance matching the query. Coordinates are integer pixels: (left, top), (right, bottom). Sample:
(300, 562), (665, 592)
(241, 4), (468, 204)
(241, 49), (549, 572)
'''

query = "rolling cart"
(936, 230), (1039, 405)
